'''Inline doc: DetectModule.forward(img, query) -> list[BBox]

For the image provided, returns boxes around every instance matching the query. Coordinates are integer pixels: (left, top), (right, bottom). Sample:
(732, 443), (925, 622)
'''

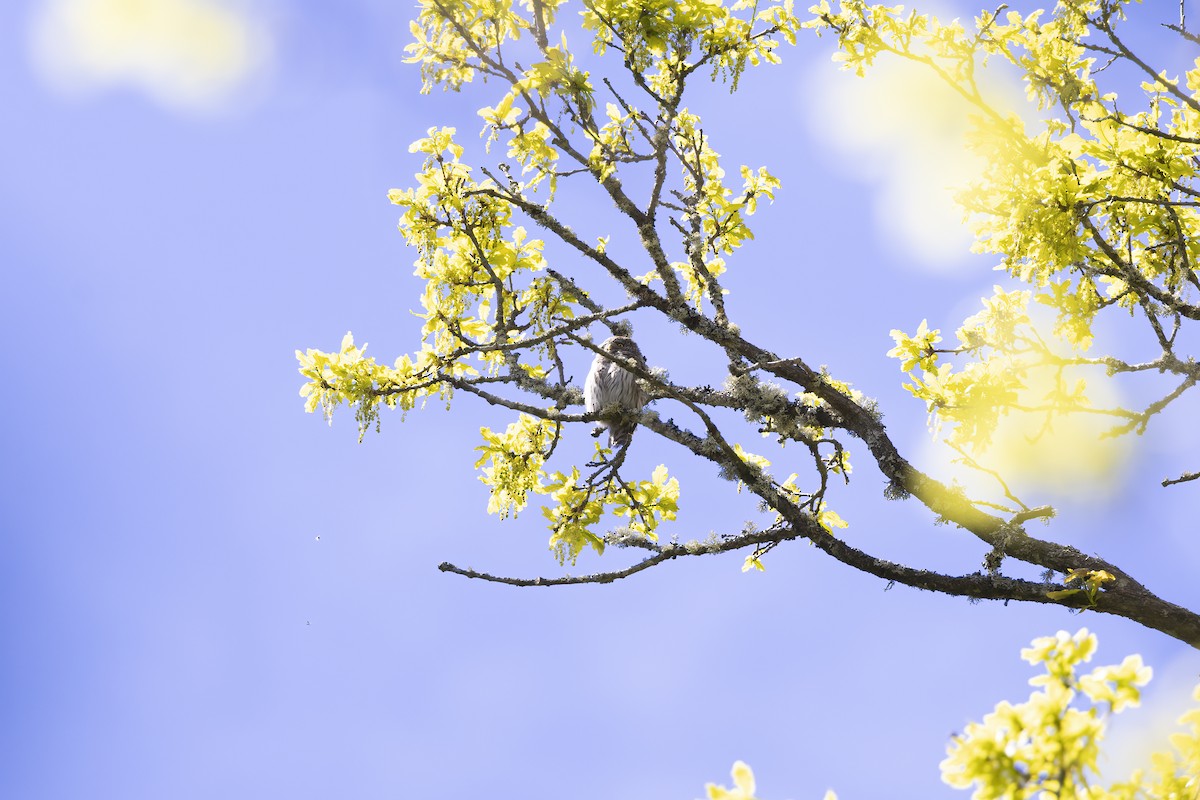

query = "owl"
(584, 336), (649, 448)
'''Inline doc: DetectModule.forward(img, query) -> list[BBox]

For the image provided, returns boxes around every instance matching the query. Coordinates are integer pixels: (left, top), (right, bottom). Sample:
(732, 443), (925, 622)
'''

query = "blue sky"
(3, 1), (1200, 798)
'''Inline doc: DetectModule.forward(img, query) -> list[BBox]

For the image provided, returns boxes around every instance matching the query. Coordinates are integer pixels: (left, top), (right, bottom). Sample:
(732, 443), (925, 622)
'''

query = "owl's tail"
(608, 421), (636, 449)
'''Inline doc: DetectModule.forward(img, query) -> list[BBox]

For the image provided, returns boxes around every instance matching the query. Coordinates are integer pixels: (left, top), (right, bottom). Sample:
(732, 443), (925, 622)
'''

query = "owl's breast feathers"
(584, 336), (649, 447)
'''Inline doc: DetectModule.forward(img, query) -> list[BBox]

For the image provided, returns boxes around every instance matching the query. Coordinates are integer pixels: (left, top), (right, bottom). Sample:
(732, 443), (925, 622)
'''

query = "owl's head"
(599, 336), (646, 364)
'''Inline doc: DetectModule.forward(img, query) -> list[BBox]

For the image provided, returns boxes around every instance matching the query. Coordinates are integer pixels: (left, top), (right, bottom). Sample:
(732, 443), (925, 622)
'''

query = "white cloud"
(29, 0), (272, 113)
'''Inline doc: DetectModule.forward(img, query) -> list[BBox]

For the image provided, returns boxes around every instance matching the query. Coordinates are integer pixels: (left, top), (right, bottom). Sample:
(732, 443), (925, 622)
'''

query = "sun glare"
(806, 45), (1029, 270)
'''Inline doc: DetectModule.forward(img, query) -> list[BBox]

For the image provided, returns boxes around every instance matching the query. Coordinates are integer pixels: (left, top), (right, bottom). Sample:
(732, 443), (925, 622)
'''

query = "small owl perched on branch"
(584, 336), (649, 448)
